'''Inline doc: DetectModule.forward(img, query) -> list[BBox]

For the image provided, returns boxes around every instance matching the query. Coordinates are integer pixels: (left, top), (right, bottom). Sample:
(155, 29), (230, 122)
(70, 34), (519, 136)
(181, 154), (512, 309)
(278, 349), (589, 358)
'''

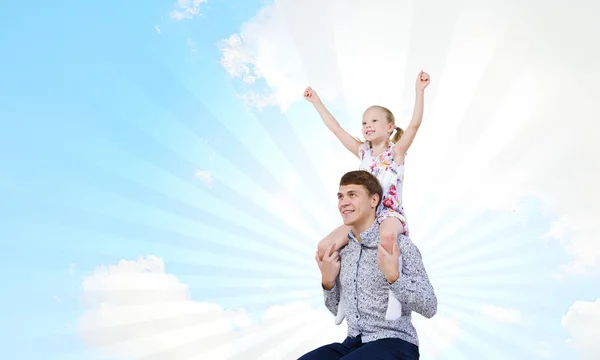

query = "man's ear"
(371, 194), (379, 208)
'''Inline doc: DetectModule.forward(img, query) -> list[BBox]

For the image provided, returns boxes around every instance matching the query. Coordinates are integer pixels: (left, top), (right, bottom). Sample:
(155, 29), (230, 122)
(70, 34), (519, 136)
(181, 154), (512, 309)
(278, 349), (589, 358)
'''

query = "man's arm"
(389, 239), (437, 318)
(316, 243), (342, 316)
(323, 278), (341, 316)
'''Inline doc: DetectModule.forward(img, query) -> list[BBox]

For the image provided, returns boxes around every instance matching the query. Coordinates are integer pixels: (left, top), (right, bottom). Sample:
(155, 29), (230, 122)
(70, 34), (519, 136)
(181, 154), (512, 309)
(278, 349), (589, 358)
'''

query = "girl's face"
(362, 107), (393, 142)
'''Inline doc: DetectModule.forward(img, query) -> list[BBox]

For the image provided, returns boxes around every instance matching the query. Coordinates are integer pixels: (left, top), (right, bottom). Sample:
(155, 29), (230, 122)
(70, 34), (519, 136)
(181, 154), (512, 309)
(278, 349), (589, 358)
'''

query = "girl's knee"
(317, 238), (330, 258)
(379, 229), (398, 248)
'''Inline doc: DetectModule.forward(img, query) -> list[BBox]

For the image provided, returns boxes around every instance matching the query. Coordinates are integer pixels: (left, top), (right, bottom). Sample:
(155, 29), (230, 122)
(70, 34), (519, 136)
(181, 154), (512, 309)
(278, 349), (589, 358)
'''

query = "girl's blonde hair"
(364, 105), (404, 147)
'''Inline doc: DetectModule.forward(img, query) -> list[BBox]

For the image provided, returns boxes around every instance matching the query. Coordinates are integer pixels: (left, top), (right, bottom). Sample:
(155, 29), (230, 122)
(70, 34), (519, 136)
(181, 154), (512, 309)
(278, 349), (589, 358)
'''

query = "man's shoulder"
(397, 234), (421, 253)
(397, 234), (413, 245)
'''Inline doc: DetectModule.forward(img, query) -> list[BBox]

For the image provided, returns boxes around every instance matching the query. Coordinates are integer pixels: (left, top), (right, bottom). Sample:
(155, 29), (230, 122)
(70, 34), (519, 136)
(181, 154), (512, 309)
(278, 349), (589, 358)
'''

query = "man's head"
(337, 170), (382, 229)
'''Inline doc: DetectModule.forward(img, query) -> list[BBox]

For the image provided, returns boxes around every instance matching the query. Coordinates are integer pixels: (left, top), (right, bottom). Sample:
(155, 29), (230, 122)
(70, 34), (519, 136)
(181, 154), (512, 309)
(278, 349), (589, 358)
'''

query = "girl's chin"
(365, 136), (385, 142)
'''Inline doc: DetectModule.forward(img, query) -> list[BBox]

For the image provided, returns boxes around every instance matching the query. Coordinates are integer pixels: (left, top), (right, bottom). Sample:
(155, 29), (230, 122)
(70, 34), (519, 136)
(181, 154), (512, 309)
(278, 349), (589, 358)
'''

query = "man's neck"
(351, 216), (377, 243)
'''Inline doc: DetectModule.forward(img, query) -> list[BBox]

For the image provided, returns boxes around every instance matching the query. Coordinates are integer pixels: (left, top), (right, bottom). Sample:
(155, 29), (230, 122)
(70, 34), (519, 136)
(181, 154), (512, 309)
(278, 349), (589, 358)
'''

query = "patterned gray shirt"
(323, 220), (437, 346)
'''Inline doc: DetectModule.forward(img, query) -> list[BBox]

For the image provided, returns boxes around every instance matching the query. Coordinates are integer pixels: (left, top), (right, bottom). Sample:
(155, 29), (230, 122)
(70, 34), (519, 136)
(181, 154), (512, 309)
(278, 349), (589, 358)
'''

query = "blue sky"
(1, 0), (599, 359)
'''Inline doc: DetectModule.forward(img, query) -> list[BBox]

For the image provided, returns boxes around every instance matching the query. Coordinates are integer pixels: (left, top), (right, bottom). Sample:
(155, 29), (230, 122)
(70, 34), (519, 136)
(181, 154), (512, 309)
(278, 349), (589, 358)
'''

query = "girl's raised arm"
(393, 71), (430, 161)
(304, 87), (361, 157)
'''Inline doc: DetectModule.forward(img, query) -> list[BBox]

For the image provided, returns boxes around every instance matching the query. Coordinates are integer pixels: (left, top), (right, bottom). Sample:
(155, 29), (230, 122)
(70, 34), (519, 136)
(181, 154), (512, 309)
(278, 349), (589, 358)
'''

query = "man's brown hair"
(339, 170), (383, 208)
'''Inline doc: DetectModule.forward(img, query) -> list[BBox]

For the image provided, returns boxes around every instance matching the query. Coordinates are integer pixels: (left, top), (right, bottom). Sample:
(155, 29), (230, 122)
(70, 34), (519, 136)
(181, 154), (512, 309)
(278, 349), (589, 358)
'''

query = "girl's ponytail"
(391, 126), (404, 143)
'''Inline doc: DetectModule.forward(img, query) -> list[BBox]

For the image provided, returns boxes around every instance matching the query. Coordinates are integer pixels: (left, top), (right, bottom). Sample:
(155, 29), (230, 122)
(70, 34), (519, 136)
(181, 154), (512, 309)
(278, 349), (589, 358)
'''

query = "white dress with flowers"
(358, 141), (409, 236)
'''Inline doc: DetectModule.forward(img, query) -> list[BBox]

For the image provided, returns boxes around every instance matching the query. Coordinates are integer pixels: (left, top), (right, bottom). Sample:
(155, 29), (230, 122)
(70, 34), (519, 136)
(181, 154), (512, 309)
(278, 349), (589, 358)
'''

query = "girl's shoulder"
(358, 141), (371, 159)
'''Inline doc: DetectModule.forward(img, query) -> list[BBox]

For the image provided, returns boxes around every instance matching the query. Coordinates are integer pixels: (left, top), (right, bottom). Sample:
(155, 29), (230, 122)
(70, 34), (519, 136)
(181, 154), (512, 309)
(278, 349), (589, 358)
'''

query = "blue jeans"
(297, 335), (419, 360)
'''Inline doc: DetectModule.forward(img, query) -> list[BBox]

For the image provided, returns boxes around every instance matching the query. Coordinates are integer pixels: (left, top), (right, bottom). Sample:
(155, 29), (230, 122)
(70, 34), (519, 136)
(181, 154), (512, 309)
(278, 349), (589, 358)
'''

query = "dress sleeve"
(358, 142), (369, 162)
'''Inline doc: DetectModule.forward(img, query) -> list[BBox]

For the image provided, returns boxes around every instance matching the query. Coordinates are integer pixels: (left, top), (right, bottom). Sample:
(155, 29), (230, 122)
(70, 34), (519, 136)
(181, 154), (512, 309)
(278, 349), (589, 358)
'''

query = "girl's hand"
(303, 86), (321, 104)
(416, 70), (430, 92)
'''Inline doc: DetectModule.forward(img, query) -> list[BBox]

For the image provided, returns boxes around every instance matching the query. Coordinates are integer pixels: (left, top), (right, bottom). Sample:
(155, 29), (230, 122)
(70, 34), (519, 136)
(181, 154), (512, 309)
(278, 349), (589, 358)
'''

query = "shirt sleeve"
(323, 278), (341, 316)
(389, 238), (437, 318)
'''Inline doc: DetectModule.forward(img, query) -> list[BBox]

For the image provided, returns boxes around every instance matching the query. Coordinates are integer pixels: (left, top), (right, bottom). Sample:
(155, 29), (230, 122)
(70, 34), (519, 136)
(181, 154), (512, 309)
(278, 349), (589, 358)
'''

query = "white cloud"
(239, 89), (279, 111)
(218, 0), (600, 275)
(413, 314), (461, 358)
(549, 215), (599, 276)
(155, 25), (162, 35)
(481, 304), (522, 324)
(219, 33), (261, 85)
(238, 301), (347, 359)
(193, 169), (213, 187)
(171, 0), (208, 20)
(217, 1), (340, 112)
(562, 299), (600, 360)
(77, 256), (247, 359)
(78, 256), (348, 359)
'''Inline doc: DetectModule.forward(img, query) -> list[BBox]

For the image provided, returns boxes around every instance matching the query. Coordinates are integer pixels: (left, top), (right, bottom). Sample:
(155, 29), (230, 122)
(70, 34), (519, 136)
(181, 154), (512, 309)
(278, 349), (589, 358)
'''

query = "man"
(299, 170), (437, 360)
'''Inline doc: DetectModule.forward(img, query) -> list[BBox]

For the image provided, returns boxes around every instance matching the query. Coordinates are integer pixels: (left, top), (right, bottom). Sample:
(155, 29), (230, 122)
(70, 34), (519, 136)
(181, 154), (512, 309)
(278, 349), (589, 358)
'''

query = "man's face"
(337, 184), (378, 226)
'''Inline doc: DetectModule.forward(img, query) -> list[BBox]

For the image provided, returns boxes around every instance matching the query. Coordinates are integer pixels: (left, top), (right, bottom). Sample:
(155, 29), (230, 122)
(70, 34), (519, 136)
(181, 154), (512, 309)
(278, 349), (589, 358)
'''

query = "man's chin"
(340, 214), (355, 226)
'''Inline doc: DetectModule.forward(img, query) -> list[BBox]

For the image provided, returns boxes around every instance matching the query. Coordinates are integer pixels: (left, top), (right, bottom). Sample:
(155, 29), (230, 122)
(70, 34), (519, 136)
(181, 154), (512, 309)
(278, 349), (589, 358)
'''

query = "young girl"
(304, 70), (430, 324)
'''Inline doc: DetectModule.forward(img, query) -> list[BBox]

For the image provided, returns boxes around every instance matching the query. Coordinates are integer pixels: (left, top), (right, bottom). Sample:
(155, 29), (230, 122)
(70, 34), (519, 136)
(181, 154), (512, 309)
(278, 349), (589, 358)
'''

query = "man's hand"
(315, 242), (341, 290)
(378, 242), (401, 284)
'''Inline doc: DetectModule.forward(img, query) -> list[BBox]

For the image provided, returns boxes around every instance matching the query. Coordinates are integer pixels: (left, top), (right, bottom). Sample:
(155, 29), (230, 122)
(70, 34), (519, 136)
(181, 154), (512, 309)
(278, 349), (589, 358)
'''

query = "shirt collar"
(348, 220), (380, 248)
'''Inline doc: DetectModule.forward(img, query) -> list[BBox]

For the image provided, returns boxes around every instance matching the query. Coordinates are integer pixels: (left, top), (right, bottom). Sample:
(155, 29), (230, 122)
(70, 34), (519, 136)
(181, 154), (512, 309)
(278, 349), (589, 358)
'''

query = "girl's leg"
(378, 216), (405, 321)
(378, 217), (404, 254)
(317, 224), (352, 261)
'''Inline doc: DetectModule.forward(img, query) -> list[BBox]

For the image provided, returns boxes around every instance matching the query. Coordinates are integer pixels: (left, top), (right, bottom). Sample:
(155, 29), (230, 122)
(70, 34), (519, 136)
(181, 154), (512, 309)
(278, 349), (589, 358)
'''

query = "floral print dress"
(358, 141), (409, 236)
